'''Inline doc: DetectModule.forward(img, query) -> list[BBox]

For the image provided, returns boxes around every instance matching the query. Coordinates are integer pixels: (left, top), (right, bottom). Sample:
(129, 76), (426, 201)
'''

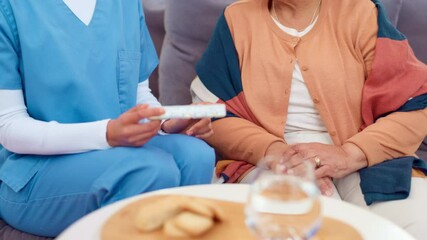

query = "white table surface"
(56, 184), (414, 240)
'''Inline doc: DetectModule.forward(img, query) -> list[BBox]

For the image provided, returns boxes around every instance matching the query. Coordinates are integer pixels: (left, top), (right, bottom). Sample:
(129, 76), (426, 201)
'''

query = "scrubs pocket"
(0, 154), (42, 194)
(118, 51), (141, 112)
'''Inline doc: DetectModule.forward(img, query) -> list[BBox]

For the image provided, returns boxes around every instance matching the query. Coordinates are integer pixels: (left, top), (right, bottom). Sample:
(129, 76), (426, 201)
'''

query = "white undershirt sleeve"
(137, 80), (167, 129)
(136, 80), (161, 107)
(0, 80), (159, 155)
(0, 90), (111, 155)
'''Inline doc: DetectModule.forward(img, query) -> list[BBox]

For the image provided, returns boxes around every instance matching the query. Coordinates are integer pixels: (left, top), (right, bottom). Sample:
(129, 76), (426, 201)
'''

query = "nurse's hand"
(106, 104), (165, 147)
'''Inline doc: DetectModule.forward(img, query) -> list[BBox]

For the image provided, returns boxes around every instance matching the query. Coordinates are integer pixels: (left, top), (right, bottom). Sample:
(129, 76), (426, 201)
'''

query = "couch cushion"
(417, 139), (427, 160)
(0, 220), (52, 240)
(396, 0), (427, 63)
(382, 0), (427, 63)
(142, 0), (166, 97)
(380, 0), (403, 26)
(159, 0), (235, 104)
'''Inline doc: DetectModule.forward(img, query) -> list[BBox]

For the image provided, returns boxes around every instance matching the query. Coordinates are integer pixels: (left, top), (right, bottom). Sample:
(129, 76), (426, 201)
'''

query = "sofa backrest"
(158, 0), (235, 105)
(381, 0), (427, 63)
(142, 0), (166, 97)
(381, 0), (427, 159)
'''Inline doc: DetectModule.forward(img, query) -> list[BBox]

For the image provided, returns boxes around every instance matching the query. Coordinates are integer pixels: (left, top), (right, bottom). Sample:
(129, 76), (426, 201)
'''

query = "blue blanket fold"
(360, 157), (427, 205)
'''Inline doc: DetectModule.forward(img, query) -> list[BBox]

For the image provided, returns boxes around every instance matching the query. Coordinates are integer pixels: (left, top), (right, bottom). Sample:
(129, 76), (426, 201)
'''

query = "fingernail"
(186, 131), (193, 135)
(326, 190), (333, 196)
(277, 164), (287, 173)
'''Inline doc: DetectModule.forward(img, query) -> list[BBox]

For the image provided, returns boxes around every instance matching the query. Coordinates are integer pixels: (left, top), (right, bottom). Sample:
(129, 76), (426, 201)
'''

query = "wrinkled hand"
(317, 177), (335, 197)
(284, 142), (367, 179)
(264, 142), (341, 197)
(106, 104), (164, 147)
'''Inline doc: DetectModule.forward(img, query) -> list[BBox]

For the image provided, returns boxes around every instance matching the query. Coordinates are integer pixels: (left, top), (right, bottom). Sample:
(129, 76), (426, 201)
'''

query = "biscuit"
(193, 198), (225, 222)
(172, 211), (214, 236)
(163, 219), (189, 238)
(182, 200), (214, 218)
(134, 196), (185, 232)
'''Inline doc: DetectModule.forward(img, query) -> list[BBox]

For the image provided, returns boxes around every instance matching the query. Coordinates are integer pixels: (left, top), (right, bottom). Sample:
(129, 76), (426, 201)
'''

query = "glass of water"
(245, 157), (322, 240)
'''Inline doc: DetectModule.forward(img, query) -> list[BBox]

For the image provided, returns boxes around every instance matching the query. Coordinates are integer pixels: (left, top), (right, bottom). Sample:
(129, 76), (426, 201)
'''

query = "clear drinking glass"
(245, 157), (322, 240)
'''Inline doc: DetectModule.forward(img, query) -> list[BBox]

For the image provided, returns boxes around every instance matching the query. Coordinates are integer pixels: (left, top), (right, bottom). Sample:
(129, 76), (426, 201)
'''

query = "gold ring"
(314, 156), (321, 168)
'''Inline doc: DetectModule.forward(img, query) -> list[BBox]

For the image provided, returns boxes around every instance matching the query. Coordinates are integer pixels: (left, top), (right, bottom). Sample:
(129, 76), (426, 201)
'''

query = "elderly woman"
(192, 0), (427, 238)
(0, 0), (215, 237)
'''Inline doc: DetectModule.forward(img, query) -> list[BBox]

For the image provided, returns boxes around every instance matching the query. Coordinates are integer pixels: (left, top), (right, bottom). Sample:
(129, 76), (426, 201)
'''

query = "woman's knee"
(369, 178), (427, 239)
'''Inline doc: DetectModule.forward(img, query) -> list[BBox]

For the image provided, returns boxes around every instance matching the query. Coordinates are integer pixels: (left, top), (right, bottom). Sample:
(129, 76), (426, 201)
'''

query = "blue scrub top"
(0, 0), (158, 192)
(0, 0), (158, 122)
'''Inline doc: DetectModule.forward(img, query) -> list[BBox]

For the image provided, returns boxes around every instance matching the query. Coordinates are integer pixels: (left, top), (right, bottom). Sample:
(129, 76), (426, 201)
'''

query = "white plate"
(56, 184), (414, 240)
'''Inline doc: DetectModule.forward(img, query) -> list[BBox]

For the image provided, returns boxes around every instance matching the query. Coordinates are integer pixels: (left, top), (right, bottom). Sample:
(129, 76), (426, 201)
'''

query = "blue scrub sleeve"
(138, 1), (158, 83)
(0, 4), (21, 89)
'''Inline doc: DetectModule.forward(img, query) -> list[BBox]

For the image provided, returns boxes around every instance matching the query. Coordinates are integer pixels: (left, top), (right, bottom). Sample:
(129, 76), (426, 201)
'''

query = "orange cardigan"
(203, 0), (427, 166)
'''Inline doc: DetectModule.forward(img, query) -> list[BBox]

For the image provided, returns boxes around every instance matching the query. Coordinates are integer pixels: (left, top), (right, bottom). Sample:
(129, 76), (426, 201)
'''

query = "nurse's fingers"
(112, 121), (160, 146)
(119, 104), (148, 124)
(128, 130), (159, 146)
(131, 104), (149, 112)
(137, 107), (165, 119)
(130, 120), (162, 136)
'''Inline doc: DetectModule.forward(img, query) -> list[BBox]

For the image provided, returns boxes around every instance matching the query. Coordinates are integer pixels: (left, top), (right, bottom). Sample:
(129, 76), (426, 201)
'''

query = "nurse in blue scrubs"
(0, 0), (215, 237)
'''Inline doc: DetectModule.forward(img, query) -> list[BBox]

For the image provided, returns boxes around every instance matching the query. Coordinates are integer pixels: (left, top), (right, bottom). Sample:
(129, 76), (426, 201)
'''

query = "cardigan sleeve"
(357, 7), (377, 78)
(347, 108), (427, 166)
(346, 6), (427, 166)
(205, 117), (287, 165)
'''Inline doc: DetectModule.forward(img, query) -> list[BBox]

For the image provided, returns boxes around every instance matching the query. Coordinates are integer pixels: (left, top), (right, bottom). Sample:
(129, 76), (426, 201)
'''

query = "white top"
(63, 0), (96, 26)
(272, 17), (333, 145)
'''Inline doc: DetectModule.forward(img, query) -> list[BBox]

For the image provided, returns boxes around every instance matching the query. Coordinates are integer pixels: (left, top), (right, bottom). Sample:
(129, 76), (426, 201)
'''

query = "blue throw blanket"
(360, 156), (427, 205)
